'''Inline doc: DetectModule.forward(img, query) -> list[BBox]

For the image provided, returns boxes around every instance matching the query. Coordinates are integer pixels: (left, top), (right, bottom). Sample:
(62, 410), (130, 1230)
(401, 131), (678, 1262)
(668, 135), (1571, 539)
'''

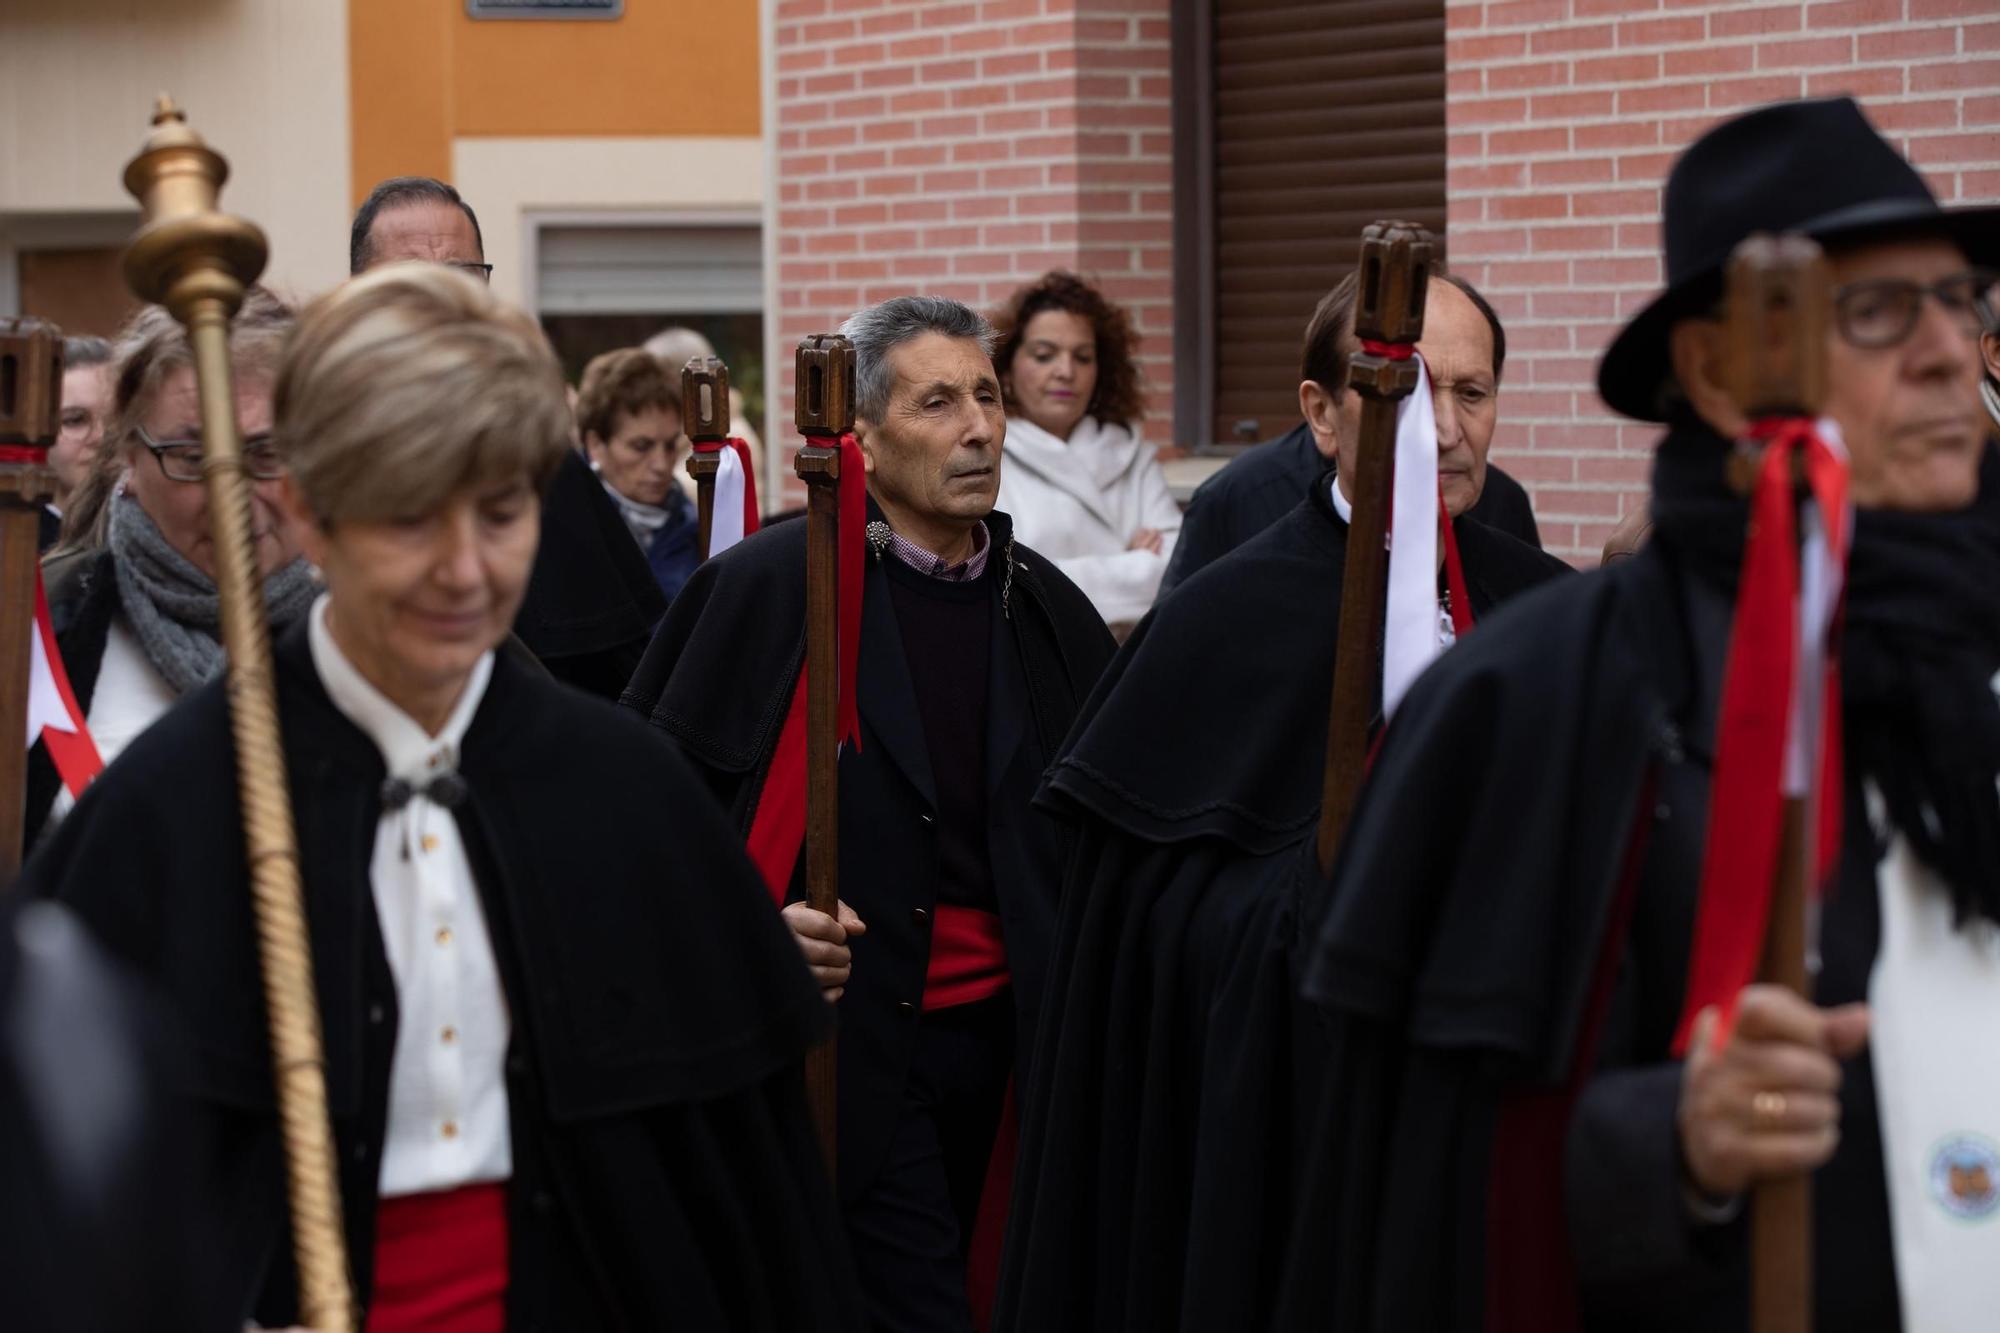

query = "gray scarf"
(108, 491), (319, 694)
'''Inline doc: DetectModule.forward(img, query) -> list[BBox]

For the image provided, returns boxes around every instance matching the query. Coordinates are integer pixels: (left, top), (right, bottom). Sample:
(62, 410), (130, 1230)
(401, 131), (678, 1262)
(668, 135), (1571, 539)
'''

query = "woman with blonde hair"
(24, 265), (862, 1330)
(26, 286), (310, 846)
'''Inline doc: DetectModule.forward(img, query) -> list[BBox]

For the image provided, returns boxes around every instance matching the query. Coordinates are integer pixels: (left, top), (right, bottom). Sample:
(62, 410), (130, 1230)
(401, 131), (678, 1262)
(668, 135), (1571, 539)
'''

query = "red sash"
(368, 1182), (509, 1333)
(924, 905), (1011, 1012)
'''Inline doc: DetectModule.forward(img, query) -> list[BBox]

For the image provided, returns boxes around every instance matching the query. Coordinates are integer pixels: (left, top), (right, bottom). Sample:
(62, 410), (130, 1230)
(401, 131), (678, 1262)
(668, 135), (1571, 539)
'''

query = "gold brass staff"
(122, 97), (356, 1333)
(1317, 221), (1433, 875)
(1722, 233), (1832, 1333)
(793, 333), (856, 1173)
(0, 319), (63, 877)
(684, 355), (731, 562)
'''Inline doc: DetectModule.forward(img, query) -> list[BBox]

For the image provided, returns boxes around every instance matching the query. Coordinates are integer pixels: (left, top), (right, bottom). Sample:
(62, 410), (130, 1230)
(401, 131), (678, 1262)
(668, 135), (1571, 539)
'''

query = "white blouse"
(307, 596), (513, 1198)
(47, 615), (179, 827)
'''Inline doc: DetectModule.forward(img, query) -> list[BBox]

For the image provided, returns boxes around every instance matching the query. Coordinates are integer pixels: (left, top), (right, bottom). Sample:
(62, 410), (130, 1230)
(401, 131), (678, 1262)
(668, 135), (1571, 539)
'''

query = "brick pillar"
(772, 0), (1174, 501)
(1445, 0), (2000, 563)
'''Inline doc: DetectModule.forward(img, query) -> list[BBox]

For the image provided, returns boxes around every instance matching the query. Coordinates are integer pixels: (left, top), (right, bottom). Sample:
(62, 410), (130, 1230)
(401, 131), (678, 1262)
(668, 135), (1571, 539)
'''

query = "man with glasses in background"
(350, 176), (669, 698)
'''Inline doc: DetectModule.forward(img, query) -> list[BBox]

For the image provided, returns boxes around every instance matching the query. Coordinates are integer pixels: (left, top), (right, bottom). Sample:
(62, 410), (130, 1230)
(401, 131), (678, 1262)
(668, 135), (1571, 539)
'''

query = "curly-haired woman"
(992, 271), (1181, 631)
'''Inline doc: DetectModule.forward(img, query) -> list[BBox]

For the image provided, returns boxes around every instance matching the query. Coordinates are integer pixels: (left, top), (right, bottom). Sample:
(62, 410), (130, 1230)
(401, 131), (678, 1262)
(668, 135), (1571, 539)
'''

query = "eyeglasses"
(447, 261), (495, 283)
(137, 425), (285, 483)
(1832, 270), (1997, 350)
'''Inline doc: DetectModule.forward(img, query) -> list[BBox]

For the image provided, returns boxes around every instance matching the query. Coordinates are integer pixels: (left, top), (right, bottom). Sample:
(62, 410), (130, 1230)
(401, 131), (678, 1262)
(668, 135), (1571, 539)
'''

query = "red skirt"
(368, 1181), (509, 1333)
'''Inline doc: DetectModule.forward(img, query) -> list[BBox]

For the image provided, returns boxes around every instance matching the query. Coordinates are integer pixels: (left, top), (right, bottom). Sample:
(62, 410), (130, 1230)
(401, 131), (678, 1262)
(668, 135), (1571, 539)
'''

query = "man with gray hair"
(624, 295), (1115, 1331)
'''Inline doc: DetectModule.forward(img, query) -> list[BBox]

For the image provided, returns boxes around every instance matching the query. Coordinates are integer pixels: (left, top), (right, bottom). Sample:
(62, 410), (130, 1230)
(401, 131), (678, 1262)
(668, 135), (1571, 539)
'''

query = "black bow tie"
(379, 772), (469, 812)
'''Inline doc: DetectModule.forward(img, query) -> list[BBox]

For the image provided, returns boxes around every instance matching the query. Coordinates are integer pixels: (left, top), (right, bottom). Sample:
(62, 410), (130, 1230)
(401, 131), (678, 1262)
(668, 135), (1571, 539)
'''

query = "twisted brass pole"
(122, 98), (354, 1333)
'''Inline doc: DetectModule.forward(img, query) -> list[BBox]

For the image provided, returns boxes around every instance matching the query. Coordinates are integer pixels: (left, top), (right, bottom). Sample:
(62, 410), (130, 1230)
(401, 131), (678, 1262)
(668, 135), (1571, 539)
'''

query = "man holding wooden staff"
(996, 232), (1569, 1332)
(624, 296), (1114, 1331)
(1281, 97), (1999, 1333)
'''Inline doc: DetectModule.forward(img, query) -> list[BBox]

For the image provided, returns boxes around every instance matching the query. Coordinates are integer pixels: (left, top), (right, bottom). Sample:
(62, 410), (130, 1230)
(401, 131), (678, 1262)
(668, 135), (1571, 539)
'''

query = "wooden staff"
(122, 98), (355, 1333)
(1316, 221), (1434, 876)
(684, 355), (730, 562)
(1721, 233), (1831, 1333)
(0, 320), (62, 879)
(793, 333), (856, 1172)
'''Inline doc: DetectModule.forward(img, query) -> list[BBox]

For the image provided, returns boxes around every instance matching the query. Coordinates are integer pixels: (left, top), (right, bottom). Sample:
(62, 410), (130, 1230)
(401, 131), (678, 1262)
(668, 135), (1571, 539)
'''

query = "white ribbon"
(710, 441), (751, 556)
(1783, 417), (1849, 798)
(1380, 354), (1441, 720)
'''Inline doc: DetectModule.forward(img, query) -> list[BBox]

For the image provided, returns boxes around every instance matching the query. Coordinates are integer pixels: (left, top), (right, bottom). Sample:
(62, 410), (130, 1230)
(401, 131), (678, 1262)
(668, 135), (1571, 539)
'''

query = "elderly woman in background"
(23, 265), (861, 1329)
(992, 270), (1181, 631)
(578, 347), (700, 602)
(26, 288), (311, 845)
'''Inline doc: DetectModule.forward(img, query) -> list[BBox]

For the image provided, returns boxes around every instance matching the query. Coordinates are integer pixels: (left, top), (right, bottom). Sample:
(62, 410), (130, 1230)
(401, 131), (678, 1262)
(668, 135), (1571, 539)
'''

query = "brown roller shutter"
(1200, 0), (1445, 445)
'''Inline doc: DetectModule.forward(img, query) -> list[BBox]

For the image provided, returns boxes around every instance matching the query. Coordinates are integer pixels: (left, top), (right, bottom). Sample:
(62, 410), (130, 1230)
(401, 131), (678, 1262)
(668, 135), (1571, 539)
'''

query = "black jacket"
(622, 506), (1116, 1201)
(514, 448), (669, 701)
(22, 625), (863, 1332)
(997, 479), (1573, 1332)
(1159, 422), (1544, 598)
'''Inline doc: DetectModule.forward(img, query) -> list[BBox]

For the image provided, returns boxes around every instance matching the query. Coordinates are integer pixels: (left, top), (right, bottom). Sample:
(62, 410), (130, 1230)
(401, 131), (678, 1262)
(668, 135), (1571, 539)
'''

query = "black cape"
(622, 505), (1115, 1201)
(22, 623), (864, 1331)
(996, 476), (1572, 1332)
(514, 448), (668, 700)
(1280, 432), (2000, 1333)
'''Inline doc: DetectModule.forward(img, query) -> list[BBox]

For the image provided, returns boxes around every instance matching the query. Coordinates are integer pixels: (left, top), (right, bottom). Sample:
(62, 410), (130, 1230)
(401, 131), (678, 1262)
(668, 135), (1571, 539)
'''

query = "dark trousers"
(846, 993), (1014, 1333)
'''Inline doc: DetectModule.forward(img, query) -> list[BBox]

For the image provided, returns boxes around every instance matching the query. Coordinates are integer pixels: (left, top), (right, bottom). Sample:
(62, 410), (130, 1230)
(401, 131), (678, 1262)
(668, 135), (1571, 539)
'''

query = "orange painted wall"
(349, 0), (761, 204)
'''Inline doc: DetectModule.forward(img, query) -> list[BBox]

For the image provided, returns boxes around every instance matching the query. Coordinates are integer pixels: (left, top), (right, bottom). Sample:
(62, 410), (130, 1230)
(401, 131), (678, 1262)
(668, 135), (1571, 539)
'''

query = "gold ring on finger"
(1752, 1090), (1789, 1127)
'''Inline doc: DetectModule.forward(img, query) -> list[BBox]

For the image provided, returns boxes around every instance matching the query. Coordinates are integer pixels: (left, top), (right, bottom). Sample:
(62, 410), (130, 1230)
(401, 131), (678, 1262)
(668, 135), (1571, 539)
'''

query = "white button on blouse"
(308, 596), (512, 1198)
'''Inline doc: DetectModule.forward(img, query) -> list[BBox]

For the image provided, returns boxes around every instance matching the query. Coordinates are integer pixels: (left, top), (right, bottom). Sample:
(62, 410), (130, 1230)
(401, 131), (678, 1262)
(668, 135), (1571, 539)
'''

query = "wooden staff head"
(1346, 220), (1435, 400)
(0, 319), (64, 455)
(682, 356), (732, 443)
(1725, 233), (1830, 419)
(123, 96), (267, 319)
(1723, 234), (1830, 494)
(795, 334), (857, 439)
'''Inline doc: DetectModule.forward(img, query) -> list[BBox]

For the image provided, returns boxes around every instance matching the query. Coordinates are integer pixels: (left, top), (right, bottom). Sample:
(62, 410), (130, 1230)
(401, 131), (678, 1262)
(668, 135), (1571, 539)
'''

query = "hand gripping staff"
(1674, 234), (1845, 1333)
(1316, 221), (1434, 876)
(122, 98), (357, 1333)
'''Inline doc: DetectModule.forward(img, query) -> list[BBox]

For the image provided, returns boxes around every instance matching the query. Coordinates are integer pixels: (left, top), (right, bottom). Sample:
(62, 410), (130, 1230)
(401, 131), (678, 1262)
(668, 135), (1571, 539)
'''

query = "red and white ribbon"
(695, 437), (760, 556)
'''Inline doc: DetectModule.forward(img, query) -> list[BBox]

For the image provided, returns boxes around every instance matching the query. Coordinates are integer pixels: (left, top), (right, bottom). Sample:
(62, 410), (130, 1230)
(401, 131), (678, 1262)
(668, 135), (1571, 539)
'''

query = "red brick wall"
(771, 0), (1174, 500)
(1445, 0), (2000, 562)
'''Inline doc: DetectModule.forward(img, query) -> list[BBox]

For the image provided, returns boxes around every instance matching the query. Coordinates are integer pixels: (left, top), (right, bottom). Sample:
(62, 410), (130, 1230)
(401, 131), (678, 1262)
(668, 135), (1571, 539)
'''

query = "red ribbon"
(1670, 417), (1848, 1055)
(1360, 339), (1416, 361)
(745, 433), (867, 899)
(0, 445), (50, 464)
(690, 436), (761, 539)
(1438, 479), (1475, 637)
(34, 568), (105, 799)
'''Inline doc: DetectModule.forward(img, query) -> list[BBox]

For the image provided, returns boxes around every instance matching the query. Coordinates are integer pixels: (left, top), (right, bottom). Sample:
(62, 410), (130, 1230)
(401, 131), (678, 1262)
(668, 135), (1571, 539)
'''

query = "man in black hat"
(1279, 96), (1999, 1332)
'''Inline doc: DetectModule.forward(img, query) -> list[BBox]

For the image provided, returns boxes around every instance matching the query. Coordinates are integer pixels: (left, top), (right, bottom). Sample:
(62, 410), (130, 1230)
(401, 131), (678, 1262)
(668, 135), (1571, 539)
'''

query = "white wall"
(0, 0), (351, 308)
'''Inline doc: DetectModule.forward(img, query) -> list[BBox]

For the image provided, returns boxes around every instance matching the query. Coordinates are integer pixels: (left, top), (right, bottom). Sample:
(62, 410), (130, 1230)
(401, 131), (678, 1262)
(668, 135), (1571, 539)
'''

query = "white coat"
(996, 415), (1181, 627)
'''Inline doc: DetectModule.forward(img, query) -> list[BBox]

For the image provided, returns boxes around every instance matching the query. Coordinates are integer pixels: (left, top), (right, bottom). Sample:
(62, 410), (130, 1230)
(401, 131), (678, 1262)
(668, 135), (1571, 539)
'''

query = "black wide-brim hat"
(1597, 96), (2000, 423)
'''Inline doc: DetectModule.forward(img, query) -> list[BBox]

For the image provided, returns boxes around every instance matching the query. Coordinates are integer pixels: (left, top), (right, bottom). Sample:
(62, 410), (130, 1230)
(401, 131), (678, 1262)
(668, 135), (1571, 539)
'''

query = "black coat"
(1159, 422), (1544, 599)
(621, 506), (1116, 1201)
(1283, 437), (2000, 1332)
(514, 448), (668, 701)
(21, 625), (864, 1332)
(997, 478), (1573, 1332)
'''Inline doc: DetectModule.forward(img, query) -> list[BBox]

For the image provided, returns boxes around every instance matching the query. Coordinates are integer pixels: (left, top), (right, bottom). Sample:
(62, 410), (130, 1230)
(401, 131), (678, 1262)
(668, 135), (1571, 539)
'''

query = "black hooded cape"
(995, 476), (1572, 1332)
(21, 622), (864, 1331)
(1278, 432), (2000, 1333)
